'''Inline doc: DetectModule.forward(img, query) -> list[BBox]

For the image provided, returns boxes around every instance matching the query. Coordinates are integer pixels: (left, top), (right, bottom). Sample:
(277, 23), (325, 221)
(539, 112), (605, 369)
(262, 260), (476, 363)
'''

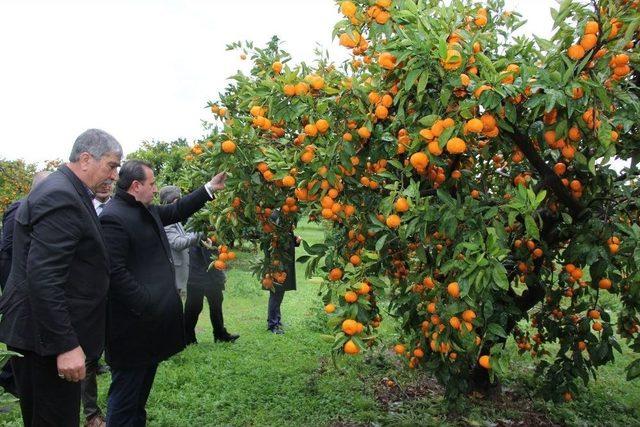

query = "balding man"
(0, 129), (122, 426)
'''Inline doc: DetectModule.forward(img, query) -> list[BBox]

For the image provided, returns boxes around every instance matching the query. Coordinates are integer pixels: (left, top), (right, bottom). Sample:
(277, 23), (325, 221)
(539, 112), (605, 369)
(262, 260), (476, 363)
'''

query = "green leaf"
(404, 0), (418, 14)
(616, 16), (640, 50)
(554, 0), (573, 28)
(440, 89), (451, 108)
(598, 122), (613, 148)
(387, 159), (404, 170)
(524, 215), (540, 240)
(475, 52), (497, 75)
(504, 101), (516, 123)
(416, 70), (430, 98)
(487, 323), (507, 338)
(436, 188), (456, 207)
(404, 68), (422, 92)
(296, 255), (311, 264)
(588, 156), (596, 175)
(375, 234), (388, 252)
(323, 86), (340, 95)
(418, 114), (439, 127)
(303, 241), (327, 256)
(437, 38), (447, 59)
(535, 190), (547, 207)
(492, 264), (510, 290)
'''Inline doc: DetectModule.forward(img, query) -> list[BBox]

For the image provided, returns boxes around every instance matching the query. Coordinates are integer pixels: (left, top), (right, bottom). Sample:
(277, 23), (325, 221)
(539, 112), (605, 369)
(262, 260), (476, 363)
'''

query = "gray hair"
(159, 185), (181, 204)
(31, 171), (51, 190)
(69, 129), (123, 162)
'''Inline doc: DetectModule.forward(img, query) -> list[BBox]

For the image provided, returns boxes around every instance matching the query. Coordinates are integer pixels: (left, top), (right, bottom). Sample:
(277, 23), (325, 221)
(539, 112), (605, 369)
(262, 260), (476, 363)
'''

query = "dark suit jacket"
(0, 165), (110, 359)
(187, 246), (225, 291)
(99, 186), (211, 368)
(263, 211), (298, 292)
(0, 200), (21, 289)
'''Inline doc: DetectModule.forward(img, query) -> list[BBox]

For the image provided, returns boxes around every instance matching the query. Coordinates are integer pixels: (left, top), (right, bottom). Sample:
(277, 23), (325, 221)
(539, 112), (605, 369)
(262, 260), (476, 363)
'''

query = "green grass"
(2, 221), (639, 426)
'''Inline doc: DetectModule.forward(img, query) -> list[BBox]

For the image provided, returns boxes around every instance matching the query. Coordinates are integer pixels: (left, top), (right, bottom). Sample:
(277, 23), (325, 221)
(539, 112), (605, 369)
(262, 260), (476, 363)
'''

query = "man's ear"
(78, 152), (92, 171)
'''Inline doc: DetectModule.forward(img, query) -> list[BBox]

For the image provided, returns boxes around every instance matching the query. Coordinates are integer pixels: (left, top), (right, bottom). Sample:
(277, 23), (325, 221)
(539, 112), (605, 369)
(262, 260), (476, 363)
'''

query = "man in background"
(263, 211), (300, 335)
(158, 185), (239, 344)
(80, 180), (114, 427)
(0, 129), (122, 426)
(184, 243), (239, 344)
(93, 181), (113, 216)
(160, 185), (201, 297)
(0, 171), (51, 398)
(0, 171), (51, 289)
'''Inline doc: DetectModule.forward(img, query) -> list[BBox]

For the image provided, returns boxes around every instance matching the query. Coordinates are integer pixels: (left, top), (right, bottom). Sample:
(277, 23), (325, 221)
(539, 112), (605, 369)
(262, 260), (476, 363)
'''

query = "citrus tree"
(0, 159), (35, 220)
(127, 139), (191, 190)
(179, 0), (640, 401)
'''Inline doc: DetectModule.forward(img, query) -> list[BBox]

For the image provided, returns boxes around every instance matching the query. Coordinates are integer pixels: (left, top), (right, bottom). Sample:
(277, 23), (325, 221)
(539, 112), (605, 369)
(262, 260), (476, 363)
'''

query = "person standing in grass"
(263, 213), (300, 334)
(160, 185), (202, 297)
(99, 160), (226, 426)
(80, 180), (114, 427)
(158, 184), (239, 344)
(0, 171), (51, 289)
(184, 243), (239, 344)
(0, 170), (51, 399)
(0, 129), (122, 426)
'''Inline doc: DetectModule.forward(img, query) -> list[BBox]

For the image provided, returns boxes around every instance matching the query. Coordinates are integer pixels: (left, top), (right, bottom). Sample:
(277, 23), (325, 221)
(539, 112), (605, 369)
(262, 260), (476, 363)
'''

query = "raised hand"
(208, 172), (227, 191)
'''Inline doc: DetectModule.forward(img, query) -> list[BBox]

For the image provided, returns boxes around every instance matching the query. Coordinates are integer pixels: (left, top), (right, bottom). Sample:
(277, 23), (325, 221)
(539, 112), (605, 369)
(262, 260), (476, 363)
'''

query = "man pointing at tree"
(99, 160), (225, 426)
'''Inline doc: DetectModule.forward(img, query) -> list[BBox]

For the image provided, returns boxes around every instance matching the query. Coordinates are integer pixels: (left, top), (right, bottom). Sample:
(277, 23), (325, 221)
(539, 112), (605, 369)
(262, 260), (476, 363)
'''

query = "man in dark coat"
(0, 171), (51, 289)
(0, 129), (122, 426)
(0, 171), (51, 398)
(184, 245), (239, 344)
(81, 180), (114, 427)
(0, 201), (20, 290)
(159, 186), (238, 344)
(263, 225), (299, 334)
(99, 160), (226, 426)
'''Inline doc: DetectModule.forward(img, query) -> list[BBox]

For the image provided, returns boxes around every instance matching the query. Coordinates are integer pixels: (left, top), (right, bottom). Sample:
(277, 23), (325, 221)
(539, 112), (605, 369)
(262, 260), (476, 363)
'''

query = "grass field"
(1, 221), (639, 426)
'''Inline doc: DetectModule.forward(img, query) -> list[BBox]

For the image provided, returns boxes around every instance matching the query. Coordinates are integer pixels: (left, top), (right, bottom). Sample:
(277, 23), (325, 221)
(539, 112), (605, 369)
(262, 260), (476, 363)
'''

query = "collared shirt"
(82, 182), (95, 200)
(204, 182), (214, 199)
(93, 197), (111, 216)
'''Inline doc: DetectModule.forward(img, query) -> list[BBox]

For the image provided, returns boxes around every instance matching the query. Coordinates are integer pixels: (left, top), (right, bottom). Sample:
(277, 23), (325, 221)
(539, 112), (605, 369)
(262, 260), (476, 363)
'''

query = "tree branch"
(505, 130), (585, 220)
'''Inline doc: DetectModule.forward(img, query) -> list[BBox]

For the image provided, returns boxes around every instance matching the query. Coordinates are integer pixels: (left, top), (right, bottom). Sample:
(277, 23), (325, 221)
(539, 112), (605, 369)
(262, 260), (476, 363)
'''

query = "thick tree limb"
(505, 130), (585, 220)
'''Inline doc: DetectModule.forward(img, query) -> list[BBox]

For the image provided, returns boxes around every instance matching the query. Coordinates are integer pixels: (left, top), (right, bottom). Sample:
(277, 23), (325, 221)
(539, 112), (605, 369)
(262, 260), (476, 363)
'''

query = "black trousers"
(184, 282), (225, 343)
(0, 361), (16, 397)
(0, 259), (17, 398)
(81, 357), (101, 420)
(9, 346), (81, 427)
(106, 364), (157, 427)
(267, 287), (286, 330)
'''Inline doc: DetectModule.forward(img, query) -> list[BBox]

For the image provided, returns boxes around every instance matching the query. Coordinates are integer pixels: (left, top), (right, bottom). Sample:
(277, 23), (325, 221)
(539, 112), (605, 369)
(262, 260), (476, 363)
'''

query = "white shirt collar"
(93, 197), (111, 209)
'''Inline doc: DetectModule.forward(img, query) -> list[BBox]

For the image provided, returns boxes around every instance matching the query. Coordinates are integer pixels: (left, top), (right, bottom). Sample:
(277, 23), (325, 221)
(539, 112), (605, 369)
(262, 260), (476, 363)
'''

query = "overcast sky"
(0, 0), (555, 164)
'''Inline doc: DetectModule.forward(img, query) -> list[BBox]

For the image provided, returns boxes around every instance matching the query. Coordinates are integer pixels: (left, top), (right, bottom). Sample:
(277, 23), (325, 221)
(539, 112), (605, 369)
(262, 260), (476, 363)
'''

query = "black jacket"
(0, 200), (21, 289)
(263, 230), (297, 292)
(0, 166), (110, 359)
(99, 187), (211, 368)
(187, 246), (225, 290)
